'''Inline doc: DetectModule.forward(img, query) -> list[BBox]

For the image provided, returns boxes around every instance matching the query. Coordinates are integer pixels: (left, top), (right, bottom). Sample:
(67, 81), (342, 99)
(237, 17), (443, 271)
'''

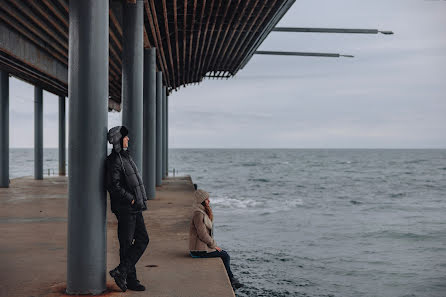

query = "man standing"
(106, 125), (149, 292)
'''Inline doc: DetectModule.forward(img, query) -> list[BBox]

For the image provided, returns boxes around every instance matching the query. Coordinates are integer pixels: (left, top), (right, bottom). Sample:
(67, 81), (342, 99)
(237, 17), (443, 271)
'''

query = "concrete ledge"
(0, 176), (235, 297)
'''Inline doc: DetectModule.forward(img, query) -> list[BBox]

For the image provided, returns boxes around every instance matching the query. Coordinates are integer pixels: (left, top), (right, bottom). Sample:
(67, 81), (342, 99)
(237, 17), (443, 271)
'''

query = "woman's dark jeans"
(190, 250), (234, 279)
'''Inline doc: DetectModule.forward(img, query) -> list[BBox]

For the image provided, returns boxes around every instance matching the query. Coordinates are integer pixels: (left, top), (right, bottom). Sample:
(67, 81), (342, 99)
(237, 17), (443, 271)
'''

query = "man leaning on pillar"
(105, 125), (149, 292)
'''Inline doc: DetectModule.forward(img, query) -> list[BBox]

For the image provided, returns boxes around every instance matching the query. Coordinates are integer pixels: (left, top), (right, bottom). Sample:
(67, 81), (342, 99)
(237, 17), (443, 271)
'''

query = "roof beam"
(187, 0), (198, 84)
(210, 0), (244, 70)
(173, 0), (180, 87)
(40, 0), (68, 29)
(162, 0), (176, 87)
(191, 0), (206, 83)
(223, 0), (268, 72)
(27, 1), (68, 39)
(0, 8), (67, 65)
(109, 10), (123, 37)
(54, 0), (69, 14)
(144, 0), (168, 82)
(273, 27), (394, 34)
(201, 1), (231, 79)
(148, 0), (171, 86)
(216, 0), (259, 70)
(255, 50), (354, 58)
(236, 0), (296, 73)
(194, 0), (214, 82)
(143, 27), (152, 48)
(229, 0), (279, 72)
(6, 0), (68, 52)
(182, 0), (187, 86)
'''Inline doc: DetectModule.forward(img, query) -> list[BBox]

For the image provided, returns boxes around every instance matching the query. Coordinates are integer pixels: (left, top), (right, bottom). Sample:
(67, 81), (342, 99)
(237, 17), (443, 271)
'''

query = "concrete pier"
(0, 176), (235, 297)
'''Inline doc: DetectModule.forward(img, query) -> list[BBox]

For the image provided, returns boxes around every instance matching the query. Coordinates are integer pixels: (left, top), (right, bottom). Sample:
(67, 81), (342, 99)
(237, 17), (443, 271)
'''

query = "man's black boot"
(127, 279), (146, 291)
(230, 277), (244, 290)
(109, 266), (127, 292)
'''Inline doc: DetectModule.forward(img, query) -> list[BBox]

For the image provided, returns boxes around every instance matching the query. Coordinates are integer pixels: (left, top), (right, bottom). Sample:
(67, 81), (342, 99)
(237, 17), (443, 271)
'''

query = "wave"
(241, 162), (259, 167)
(390, 192), (406, 198)
(362, 230), (432, 241)
(211, 196), (304, 211)
(211, 197), (265, 209)
(350, 200), (362, 205)
(406, 159), (428, 164)
(248, 178), (270, 183)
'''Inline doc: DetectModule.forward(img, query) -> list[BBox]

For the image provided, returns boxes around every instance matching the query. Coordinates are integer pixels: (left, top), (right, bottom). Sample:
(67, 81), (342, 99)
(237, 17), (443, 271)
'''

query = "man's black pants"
(115, 211), (149, 282)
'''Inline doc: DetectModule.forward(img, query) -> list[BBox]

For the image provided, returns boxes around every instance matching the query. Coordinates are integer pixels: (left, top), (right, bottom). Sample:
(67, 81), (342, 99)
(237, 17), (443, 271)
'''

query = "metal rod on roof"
(255, 51), (354, 58)
(273, 27), (394, 35)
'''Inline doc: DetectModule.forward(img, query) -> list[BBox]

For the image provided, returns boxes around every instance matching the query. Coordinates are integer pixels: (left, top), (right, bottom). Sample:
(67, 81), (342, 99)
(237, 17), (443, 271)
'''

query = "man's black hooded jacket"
(106, 149), (148, 214)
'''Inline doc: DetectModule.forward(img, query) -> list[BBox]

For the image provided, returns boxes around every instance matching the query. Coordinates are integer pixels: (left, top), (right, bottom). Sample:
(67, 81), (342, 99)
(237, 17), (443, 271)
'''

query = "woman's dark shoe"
(109, 267), (127, 292)
(127, 279), (146, 291)
(230, 277), (244, 290)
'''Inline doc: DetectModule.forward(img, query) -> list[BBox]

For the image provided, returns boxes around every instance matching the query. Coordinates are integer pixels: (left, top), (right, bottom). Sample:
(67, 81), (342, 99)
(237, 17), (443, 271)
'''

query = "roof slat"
(144, 0), (168, 82)
(218, 0), (260, 71)
(194, 0), (214, 82)
(173, 0), (181, 88)
(197, 1), (222, 78)
(148, 0), (171, 86)
(0, 6), (68, 62)
(162, 0), (176, 87)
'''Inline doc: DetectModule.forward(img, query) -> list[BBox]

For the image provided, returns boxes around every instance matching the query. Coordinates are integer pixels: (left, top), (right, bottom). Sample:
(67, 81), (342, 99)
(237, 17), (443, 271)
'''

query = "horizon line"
(9, 147), (446, 150)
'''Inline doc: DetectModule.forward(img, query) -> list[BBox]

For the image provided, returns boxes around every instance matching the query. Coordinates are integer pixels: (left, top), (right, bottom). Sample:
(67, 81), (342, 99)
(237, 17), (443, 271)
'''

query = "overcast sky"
(8, 0), (446, 148)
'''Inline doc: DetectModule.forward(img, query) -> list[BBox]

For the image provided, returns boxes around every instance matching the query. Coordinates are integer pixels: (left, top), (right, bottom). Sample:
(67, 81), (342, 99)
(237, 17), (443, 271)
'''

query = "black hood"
(107, 126), (129, 153)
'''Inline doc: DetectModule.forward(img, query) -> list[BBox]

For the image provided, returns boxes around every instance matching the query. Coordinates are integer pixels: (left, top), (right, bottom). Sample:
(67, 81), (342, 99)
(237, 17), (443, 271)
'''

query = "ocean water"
(8, 149), (446, 297)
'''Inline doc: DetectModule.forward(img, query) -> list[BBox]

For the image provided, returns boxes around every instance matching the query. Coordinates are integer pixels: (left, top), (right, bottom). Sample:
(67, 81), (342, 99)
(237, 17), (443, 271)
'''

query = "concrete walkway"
(0, 176), (235, 297)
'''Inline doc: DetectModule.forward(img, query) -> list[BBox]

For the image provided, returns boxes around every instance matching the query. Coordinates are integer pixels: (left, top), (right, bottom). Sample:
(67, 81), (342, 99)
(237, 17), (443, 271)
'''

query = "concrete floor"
(0, 176), (235, 297)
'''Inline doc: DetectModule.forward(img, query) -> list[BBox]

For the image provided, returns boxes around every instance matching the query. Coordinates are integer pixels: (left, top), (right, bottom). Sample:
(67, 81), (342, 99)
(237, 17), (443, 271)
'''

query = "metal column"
(162, 87), (166, 178)
(66, 0), (108, 294)
(143, 48), (157, 199)
(155, 72), (163, 186)
(0, 70), (9, 187)
(34, 86), (43, 180)
(122, 0), (144, 172)
(166, 93), (169, 177)
(59, 96), (66, 176)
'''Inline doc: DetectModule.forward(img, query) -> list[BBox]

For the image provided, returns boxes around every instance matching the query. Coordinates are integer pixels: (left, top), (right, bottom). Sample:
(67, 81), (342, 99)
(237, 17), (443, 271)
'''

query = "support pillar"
(34, 86), (43, 180)
(0, 70), (9, 187)
(162, 87), (166, 178)
(66, 0), (108, 294)
(155, 72), (163, 186)
(143, 48), (157, 199)
(59, 96), (66, 176)
(166, 93), (169, 177)
(122, 0), (144, 171)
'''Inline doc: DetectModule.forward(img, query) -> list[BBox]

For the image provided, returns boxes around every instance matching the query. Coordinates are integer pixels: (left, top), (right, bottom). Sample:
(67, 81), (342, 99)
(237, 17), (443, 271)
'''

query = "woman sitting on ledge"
(189, 189), (244, 290)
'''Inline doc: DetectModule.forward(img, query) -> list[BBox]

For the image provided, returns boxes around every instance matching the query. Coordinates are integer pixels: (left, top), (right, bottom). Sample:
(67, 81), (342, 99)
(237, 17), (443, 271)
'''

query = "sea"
(8, 148), (446, 297)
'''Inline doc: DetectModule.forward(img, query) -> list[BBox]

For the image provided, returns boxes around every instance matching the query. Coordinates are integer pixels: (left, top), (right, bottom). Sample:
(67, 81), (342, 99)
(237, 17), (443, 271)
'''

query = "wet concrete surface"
(0, 176), (234, 297)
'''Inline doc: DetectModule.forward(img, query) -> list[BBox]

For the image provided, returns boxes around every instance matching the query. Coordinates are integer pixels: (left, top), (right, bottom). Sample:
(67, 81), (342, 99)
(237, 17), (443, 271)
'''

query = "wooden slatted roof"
(0, 0), (294, 110)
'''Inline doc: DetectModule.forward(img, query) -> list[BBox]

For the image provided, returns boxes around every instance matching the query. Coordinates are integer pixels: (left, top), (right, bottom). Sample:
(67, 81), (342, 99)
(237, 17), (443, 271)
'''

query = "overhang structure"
(0, 0), (295, 111)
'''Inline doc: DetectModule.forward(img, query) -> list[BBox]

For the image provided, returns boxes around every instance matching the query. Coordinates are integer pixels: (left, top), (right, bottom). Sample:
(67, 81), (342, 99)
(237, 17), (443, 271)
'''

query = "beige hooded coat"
(189, 204), (216, 252)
